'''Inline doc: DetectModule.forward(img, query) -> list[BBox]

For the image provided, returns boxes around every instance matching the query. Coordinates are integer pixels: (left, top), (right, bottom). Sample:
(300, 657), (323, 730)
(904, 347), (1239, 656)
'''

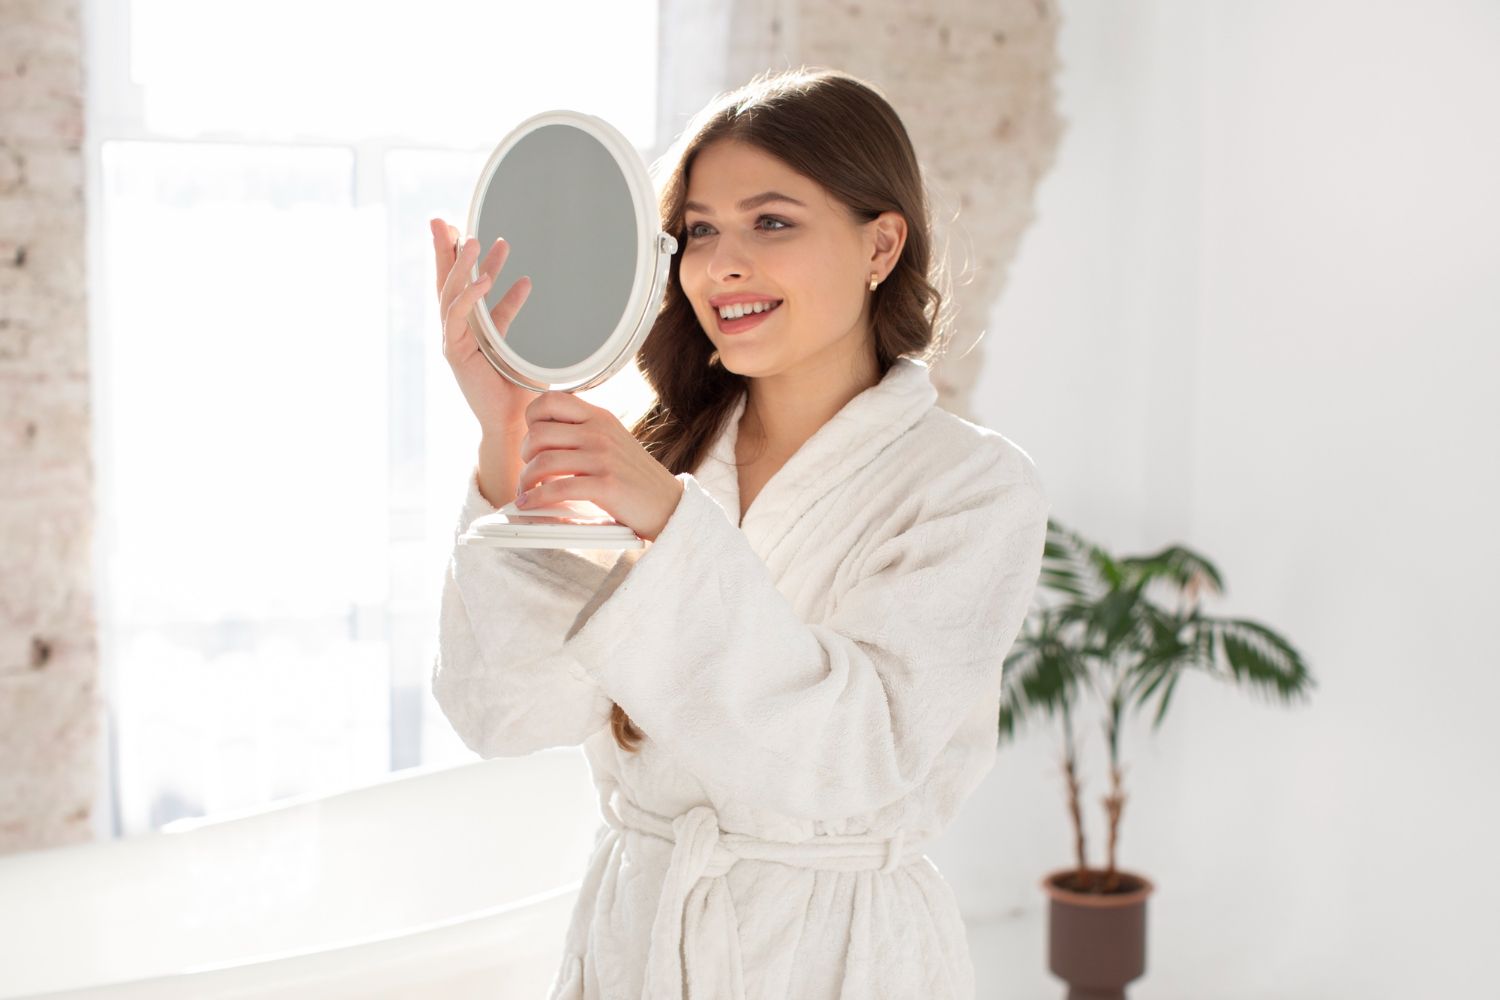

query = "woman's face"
(678, 139), (900, 379)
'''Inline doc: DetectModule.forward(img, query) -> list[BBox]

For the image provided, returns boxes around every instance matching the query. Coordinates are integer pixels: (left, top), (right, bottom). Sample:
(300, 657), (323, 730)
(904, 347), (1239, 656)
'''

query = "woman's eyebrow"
(683, 191), (807, 214)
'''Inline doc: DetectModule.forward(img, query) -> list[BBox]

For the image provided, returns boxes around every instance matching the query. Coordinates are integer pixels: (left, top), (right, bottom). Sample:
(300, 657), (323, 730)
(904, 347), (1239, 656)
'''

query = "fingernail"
(515, 491), (528, 507)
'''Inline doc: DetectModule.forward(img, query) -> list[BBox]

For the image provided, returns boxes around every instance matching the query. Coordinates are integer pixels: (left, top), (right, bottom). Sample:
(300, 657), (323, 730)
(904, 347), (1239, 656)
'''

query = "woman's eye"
(685, 216), (792, 239)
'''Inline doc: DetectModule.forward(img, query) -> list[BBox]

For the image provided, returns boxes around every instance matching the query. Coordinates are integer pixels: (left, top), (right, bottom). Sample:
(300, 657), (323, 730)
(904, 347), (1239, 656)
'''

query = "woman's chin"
(715, 348), (770, 377)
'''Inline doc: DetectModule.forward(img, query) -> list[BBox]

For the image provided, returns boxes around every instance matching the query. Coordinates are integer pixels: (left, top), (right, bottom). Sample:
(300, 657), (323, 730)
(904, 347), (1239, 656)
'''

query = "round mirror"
(466, 110), (677, 393)
(458, 110), (678, 550)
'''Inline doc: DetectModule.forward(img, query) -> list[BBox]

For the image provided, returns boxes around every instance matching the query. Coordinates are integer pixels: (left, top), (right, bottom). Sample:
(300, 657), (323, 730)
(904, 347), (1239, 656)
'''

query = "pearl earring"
(868, 272), (879, 291)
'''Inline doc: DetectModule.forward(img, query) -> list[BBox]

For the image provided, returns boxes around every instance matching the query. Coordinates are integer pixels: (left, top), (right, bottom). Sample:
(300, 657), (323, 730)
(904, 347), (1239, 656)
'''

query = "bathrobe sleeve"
(431, 465), (625, 757)
(559, 468), (1051, 820)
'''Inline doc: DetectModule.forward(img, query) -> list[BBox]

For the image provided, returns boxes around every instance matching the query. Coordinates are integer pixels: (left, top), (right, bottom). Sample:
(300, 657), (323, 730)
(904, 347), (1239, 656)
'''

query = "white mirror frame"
(465, 109), (679, 394)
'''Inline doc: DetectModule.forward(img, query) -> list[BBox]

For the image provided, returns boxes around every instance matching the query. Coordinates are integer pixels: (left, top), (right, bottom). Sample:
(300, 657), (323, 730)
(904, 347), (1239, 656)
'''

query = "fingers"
(443, 262), (492, 349)
(431, 219), (470, 299)
(524, 389), (592, 428)
(517, 447), (597, 497)
(475, 235), (510, 284)
(439, 236), (479, 322)
(473, 237), (526, 337)
(486, 272), (533, 341)
(518, 418), (584, 464)
(433, 221), (529, 353)
(430, 219), (454, 298)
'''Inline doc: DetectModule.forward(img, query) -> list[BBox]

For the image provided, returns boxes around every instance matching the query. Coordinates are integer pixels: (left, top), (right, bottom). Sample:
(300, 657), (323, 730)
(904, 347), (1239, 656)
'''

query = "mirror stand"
(455, 109), (679, 551)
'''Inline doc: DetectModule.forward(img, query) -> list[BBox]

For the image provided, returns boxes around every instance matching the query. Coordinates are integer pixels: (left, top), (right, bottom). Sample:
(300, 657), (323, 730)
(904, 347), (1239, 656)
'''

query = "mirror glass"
(470, 119), (645, 389)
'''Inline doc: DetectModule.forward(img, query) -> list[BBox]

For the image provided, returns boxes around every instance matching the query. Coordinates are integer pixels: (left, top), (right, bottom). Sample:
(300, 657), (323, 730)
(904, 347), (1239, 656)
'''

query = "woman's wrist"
(476, 425), (526, 508)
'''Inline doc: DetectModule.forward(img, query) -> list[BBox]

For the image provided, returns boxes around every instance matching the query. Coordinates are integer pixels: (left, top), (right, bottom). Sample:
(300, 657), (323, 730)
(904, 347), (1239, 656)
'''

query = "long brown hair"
(608, 66), (955, 752)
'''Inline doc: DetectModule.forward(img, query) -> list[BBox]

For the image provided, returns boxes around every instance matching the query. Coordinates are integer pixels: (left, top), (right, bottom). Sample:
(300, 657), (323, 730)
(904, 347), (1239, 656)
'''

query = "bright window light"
(92, 0), (660, 837)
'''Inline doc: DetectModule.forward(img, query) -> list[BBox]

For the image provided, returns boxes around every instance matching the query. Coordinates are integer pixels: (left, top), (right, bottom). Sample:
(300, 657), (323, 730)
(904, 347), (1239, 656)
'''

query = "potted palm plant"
(999, 518), (1315, 1000)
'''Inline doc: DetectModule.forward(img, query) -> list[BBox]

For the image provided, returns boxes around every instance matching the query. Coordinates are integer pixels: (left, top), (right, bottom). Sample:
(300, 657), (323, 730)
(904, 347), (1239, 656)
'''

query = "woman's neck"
(740, 342), (880, 459)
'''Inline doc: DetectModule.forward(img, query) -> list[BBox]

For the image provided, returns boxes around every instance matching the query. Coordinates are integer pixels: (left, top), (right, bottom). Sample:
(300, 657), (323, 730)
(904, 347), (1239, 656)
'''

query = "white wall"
(938, 2), (1500, 997)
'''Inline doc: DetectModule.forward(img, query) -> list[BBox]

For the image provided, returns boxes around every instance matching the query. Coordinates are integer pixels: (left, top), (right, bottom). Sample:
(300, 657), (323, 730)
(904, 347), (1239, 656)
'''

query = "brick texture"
(0, 0), (100, 855)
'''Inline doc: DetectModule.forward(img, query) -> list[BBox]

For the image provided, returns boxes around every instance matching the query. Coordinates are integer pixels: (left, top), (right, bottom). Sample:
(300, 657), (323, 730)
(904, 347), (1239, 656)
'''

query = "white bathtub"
(0, 749), (602, 999)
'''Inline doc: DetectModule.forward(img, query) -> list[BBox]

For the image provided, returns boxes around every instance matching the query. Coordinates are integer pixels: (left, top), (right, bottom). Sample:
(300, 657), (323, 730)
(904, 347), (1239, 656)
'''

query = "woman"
(430, 67), (1050, 1000)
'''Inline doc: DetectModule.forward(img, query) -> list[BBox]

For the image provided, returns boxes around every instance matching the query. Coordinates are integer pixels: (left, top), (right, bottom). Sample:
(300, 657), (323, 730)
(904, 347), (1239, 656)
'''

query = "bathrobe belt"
(600, 782), (926, 1000)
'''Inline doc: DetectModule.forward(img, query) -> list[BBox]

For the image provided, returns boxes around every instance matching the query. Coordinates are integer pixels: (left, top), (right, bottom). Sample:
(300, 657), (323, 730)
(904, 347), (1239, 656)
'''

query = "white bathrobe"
(433, 355), (1050, 1000)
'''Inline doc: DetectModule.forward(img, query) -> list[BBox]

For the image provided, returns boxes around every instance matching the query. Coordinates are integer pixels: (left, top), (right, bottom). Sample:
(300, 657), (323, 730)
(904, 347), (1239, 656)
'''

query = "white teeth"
(718, 300), (780, 319)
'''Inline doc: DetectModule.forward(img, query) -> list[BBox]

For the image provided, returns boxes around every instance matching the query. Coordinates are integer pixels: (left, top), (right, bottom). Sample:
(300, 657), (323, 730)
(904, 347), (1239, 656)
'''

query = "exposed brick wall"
(0, 0), (100, 855)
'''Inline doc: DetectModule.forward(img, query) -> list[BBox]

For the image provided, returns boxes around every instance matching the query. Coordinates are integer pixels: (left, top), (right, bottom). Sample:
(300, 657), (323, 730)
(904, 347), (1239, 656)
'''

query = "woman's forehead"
(685, 141), (820, 211)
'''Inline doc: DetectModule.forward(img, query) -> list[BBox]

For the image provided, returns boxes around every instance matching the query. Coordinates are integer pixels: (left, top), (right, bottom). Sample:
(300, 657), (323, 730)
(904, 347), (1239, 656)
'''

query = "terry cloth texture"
(433, 355), (1050, 1000)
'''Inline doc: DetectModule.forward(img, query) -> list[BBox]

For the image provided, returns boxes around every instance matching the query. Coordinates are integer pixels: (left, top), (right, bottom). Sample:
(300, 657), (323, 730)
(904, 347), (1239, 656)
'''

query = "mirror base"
(460, 501), (644, 550)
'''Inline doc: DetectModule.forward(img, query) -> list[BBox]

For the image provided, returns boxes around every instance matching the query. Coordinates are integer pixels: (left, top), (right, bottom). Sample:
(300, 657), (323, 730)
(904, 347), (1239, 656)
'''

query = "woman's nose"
(706, 236), (753, 283)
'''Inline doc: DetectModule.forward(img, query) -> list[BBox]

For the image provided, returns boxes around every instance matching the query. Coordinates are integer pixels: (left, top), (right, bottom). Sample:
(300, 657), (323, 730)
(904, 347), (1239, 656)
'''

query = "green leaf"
(1209, 617), (1316, 703)
(1150, 670), (1181, 730)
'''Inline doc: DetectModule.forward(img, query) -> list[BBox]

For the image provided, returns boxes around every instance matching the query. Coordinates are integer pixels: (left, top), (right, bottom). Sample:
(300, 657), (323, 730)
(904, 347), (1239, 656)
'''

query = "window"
(88, 0), (660, 837)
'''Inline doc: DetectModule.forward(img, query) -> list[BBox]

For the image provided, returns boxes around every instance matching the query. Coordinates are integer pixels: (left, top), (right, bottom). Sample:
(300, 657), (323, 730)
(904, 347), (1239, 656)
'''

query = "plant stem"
(1102, 761), (1126, 892)
(1101, 684), (1127, 891)
(1061, 697), (1088, 883)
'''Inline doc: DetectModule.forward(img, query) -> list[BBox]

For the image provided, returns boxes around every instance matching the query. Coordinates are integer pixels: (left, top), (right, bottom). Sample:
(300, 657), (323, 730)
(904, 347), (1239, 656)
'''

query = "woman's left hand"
(514, 391), (685, 543)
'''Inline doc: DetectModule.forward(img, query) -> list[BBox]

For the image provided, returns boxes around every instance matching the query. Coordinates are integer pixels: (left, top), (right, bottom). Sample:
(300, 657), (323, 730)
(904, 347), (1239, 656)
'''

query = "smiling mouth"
(715, 300), (783, 322)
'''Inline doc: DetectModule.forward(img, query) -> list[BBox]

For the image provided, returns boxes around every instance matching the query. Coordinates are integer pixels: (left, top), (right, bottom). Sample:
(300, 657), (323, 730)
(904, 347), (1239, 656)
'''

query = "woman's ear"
(867, 210), (908, 277)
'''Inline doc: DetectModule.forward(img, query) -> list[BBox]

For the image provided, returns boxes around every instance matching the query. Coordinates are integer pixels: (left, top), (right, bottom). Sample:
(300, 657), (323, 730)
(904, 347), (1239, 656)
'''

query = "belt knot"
(595, 782), (922, 1000)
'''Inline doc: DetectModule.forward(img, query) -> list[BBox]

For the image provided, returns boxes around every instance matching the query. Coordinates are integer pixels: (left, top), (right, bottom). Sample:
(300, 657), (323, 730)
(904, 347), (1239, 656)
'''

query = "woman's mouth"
(715, 300), (783, 335)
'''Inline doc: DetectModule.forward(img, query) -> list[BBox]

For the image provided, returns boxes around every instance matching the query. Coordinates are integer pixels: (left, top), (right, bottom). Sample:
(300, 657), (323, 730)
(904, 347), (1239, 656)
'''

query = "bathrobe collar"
(692, 355), (938, 553)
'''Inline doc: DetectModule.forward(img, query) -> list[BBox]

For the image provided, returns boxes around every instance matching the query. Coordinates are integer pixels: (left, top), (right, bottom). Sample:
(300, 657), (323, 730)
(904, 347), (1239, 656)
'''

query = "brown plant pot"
(1040, 867), (1155, 1000)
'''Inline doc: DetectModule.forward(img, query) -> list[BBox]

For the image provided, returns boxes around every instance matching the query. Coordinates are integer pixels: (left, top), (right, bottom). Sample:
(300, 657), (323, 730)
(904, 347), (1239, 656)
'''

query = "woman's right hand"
(431, 217), (535, 434)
